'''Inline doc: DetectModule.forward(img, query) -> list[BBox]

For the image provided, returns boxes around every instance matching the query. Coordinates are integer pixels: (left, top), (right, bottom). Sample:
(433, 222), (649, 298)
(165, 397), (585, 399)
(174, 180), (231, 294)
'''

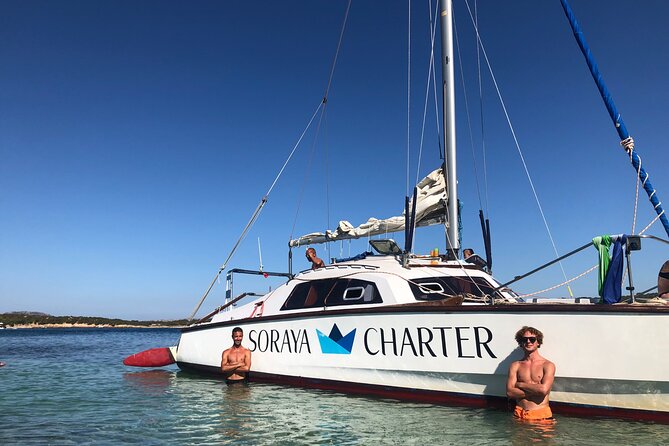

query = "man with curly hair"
(506, 326), (555, 421)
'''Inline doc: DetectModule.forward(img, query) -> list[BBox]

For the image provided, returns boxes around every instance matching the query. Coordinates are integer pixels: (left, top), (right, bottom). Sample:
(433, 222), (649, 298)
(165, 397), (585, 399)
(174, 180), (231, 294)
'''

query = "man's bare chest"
(228, 349), (245, 363)
(519, 363), (544, 382)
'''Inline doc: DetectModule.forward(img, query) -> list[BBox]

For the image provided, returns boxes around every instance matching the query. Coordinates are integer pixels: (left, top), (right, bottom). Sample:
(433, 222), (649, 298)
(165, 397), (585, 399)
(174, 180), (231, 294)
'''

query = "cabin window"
(343, 286), (365, 301)
(416, 282), (444, 294)
(410, 276), (494, 300)
(281, 280), (332, 310)
(281, 278), (382, 311)
(324, 279), (381, 307)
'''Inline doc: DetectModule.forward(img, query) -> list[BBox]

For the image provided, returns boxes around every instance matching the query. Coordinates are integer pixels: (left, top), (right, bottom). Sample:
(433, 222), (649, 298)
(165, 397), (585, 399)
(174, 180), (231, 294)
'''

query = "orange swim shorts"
(513, 405), (553, 421)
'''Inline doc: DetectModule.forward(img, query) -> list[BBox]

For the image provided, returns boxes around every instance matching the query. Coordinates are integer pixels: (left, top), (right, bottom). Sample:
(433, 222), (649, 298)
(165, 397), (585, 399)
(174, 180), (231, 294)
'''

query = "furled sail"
(289, 167), (448, 247)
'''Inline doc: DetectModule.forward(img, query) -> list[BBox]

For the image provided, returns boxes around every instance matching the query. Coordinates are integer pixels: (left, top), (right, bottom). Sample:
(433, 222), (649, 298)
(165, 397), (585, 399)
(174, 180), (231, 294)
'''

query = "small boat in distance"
(126, 0), (669, 423)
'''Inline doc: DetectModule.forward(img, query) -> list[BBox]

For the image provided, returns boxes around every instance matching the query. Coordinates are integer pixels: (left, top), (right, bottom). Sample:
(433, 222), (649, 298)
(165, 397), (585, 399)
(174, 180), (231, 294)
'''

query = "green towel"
(592, 235), (612, 297)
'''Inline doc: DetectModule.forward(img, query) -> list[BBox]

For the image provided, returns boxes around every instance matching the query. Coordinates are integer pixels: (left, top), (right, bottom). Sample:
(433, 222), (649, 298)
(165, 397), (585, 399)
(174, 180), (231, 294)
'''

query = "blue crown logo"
(316, 324), (356, 354)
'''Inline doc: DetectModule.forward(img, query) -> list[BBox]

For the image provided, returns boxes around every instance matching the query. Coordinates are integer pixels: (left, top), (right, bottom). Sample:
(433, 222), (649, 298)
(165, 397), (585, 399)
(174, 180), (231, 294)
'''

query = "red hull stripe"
(176, 361), (669, 424)
(124, 347), (174, 367)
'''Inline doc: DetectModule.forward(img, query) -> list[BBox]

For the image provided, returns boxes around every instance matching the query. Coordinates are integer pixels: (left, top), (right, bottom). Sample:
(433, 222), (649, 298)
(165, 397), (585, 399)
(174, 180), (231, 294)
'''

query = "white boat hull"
(176, 304), (669, 422)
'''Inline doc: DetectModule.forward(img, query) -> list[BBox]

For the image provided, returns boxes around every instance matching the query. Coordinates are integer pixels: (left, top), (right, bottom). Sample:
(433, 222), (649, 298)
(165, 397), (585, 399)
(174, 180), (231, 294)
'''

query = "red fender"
(123, 347), (175, 367)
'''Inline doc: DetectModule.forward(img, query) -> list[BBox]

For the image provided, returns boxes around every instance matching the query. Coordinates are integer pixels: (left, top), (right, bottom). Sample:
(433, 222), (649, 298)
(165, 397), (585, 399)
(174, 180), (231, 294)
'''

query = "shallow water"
(1, 328), (667, 445)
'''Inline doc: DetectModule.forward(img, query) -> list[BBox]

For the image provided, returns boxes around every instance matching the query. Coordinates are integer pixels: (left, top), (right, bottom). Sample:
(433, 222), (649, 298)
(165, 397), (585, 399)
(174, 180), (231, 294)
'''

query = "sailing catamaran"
(125, 0), (669, 423)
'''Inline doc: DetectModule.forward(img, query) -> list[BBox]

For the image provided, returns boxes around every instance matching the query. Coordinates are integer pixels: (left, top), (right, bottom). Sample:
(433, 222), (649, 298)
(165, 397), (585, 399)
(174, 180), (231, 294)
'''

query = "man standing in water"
(507, 326), (556, 421)
(221, 327), (251, 384)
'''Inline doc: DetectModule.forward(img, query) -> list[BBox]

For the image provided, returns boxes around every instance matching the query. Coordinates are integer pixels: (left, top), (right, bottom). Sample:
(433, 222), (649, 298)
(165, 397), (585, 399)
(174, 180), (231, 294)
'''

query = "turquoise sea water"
(1, 328), (667, 445)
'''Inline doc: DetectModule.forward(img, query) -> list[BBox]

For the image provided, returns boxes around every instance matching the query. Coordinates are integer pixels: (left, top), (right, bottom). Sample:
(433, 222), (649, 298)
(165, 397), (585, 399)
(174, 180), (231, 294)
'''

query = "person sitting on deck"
(306, 247), (325, 270)
(507, 326), (556, 422)
(463, 248), (487, 271)
(659, 260), (669, 299)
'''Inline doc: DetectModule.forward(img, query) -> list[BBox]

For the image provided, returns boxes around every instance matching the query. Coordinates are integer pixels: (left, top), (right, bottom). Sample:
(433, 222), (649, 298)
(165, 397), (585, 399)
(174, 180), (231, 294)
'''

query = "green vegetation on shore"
(0, 312), (187, 327)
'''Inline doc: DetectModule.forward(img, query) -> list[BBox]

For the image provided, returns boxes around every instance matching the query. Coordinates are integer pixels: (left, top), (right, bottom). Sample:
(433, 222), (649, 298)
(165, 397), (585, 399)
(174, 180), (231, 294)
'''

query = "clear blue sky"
(2, 1), (668, 319)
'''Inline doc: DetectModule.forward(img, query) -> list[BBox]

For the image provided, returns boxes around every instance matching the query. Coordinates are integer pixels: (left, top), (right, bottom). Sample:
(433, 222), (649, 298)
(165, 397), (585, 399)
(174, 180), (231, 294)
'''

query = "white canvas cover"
(289, 167), (448, 247)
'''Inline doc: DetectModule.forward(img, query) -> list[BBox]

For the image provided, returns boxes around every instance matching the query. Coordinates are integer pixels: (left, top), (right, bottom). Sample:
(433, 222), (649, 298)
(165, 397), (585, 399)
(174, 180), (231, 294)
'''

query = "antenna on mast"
(257, 237), (264, 272)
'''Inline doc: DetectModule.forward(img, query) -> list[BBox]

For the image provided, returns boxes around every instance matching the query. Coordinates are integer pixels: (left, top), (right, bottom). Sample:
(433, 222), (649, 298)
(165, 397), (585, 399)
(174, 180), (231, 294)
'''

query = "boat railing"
(194, 291), (265, 324)
(225, 268), (293, 307)
(490, 234), (669, 305)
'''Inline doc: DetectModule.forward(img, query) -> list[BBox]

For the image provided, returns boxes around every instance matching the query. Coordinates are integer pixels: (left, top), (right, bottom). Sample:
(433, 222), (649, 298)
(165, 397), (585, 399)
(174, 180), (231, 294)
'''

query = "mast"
(439, 0), (459, 258)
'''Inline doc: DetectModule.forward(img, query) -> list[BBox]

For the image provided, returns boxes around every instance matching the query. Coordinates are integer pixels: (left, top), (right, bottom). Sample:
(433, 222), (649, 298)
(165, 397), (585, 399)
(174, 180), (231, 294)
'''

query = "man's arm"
(221, 349), (241, 373)
(516, 362), (556, 397)
(506, 362), (526, 399)
(235, 349), (252, 373)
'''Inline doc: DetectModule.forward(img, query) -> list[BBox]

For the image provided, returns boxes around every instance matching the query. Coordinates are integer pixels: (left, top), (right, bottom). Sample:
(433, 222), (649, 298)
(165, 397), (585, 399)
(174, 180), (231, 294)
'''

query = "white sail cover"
(289, 167), (448, 247)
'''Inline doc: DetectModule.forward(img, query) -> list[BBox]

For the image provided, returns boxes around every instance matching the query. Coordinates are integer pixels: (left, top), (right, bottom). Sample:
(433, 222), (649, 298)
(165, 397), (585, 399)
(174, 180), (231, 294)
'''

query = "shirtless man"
(506, 326), (556, 421)
(306, 247), (325, 270)
(221, 327), (251, 384)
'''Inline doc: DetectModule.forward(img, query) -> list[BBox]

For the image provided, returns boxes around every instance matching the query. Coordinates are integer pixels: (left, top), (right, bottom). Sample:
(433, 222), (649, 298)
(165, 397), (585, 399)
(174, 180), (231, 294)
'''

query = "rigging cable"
(630, 146), (640, 235)
(414, 0), (440, 186)
(472, 0), (492, 271)
(452, 10), (483, 212)
(474, 0), (490, 218)
(289, 0), (352, 245)
(462, 0), (573, 297)
(188, 1), (354, 321)
(430, 3), (443, 162)
(322, 0), (352, 257)
(406, 0), (412, 197)
(188, 100), (325, 321)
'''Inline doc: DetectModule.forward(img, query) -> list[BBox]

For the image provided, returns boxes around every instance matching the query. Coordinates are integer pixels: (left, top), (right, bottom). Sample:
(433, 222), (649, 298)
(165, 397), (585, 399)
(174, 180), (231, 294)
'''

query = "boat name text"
(247, 325), (496, 358)
(364, 326), (496, 358)
(248, 329), (312, 354)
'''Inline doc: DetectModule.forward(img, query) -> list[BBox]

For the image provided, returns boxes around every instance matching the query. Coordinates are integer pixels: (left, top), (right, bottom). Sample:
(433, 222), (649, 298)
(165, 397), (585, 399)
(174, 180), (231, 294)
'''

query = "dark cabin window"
(410, 276), (495, 300)
(281, 278), (382, 311)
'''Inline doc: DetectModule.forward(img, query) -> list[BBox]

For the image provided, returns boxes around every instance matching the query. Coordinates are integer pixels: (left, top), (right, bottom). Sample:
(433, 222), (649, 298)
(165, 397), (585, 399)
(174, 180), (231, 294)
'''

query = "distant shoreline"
(5, 323), (184, 329)
(0, 312), (188, 329)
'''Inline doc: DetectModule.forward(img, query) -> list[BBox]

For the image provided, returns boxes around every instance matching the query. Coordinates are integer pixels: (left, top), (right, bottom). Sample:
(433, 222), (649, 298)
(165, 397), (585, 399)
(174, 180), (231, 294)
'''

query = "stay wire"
(192, 2), (354, 319)
(291, 0), (352, 244)
(289, 105), (327, 242)
(323, 0), (352, 101)
(188, 100), (325, 321)
(453, 9), (484, 211)
(414, 0), (440, 186)
(407, 0), (412, 197)
(474, 0), (490, 217)
(462, 0), (573, 297)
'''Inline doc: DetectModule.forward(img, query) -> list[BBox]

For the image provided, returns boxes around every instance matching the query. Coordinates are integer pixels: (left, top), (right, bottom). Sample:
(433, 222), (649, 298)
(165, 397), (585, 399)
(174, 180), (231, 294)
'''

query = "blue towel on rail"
(602, 235), (626, 304)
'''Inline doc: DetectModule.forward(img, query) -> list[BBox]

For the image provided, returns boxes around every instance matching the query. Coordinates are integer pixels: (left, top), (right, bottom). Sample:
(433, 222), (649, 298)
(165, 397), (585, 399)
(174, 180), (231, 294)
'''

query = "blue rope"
(560, 0), (669, 237)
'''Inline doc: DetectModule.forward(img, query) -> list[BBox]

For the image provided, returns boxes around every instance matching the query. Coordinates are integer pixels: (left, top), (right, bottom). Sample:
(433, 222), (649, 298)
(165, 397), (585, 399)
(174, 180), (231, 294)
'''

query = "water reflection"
(112, 368), (669, 445)
(510, 417), (558, 445)
(219, 382), (253, 440)
(123, 370), (175, 395)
